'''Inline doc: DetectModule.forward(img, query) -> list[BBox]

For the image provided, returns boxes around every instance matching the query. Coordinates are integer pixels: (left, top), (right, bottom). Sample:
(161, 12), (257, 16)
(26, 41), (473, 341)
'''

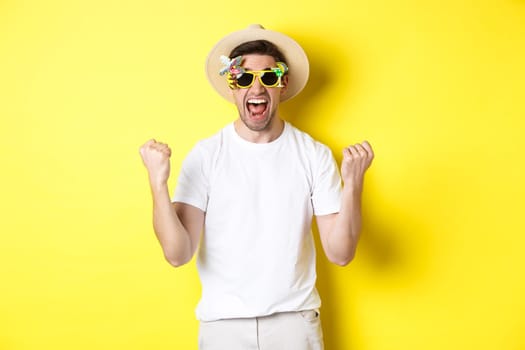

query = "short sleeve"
(172, 144), (209, 212)
(311, 144), (342, 216)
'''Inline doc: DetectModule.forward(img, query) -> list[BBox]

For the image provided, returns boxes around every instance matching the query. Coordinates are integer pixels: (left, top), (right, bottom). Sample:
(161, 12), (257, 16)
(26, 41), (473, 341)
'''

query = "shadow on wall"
(312, 197), (432, 350)
(278, 31), (433, 349)
(280, 32), (340, 131)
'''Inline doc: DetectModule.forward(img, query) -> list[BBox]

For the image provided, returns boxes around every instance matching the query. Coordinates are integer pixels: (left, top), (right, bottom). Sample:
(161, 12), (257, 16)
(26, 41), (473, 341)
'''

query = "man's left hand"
(341, 141), (374, 190)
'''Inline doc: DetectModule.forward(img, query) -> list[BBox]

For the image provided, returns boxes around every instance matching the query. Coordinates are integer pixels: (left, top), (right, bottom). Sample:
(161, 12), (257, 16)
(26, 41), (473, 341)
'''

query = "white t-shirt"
(173, 121), (342, 321)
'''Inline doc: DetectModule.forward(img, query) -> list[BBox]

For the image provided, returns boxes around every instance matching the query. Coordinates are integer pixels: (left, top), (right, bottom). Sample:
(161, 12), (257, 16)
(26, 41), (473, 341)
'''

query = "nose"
(250, 74), (265, 93)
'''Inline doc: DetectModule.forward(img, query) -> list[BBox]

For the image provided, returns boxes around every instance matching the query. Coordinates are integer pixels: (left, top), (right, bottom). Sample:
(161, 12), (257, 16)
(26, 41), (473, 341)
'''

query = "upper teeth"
(248, 99), (267, 104)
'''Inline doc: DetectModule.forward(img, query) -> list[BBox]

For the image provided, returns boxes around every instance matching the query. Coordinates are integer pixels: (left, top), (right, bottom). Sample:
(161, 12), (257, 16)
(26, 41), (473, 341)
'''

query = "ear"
(280, 75), (289, 95)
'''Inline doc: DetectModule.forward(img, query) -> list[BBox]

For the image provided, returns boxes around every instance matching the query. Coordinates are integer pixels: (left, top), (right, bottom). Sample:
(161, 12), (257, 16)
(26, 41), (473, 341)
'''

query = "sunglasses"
(235, 70), (283, 88)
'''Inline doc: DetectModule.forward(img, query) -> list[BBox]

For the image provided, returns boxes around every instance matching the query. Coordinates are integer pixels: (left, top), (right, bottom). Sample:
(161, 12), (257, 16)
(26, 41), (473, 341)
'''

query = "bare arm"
(140, 140), (204, 267)
(316, 141), (374, 266)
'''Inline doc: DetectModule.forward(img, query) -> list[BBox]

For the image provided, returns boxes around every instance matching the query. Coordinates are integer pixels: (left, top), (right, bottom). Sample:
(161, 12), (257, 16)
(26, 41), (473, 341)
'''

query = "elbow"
(164, 253), (190, 268)
(329, 251), (356, 267)
(331, 257), (352, 267)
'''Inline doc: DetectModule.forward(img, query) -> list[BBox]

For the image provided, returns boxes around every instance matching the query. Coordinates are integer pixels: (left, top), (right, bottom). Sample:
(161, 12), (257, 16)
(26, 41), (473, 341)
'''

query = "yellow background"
(1, 0), (524, 349)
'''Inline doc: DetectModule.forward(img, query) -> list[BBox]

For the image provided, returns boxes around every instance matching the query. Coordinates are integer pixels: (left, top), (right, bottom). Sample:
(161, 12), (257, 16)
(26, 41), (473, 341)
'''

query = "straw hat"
(205, 24), (309, 103)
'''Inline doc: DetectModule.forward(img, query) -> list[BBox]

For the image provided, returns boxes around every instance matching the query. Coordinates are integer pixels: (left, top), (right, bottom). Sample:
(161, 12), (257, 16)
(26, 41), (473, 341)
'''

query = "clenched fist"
(139, 139), (172, 187)
(341, 141), (374, 189)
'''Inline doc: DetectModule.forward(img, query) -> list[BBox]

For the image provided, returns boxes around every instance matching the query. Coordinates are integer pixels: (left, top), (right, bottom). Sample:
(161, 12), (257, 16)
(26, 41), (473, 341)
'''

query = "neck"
(234, 118), (285, 144)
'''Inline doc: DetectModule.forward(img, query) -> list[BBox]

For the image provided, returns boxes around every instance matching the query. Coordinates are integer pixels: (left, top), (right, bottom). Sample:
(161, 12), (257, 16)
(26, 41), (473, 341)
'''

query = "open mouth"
(246, 98), (268, 118)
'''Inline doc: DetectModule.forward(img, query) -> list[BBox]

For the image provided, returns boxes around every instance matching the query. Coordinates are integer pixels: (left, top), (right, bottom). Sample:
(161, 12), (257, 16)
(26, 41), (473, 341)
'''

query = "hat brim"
(205, 25), (309, 103)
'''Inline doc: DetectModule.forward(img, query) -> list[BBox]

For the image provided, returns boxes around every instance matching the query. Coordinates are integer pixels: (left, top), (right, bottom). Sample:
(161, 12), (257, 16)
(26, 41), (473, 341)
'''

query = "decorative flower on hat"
(219, 55), (245, 78)
(219, 55), (246, 89)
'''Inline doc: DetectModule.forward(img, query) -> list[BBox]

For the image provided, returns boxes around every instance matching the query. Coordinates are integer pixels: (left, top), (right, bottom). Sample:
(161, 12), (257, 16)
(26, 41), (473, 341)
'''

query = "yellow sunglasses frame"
(233, 70), (283, 89)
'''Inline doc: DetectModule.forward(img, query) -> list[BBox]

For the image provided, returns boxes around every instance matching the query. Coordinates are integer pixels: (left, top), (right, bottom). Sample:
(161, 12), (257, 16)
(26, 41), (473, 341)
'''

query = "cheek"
(280, 76), (289, 95)
(232, 91), (245, 105)
(277, 88), (286, 101)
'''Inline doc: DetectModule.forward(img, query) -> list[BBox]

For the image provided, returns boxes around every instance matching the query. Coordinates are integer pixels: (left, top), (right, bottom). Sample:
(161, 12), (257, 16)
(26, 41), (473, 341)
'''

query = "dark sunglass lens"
(261, 72), (278, 86)
(236, 73), (254, 87)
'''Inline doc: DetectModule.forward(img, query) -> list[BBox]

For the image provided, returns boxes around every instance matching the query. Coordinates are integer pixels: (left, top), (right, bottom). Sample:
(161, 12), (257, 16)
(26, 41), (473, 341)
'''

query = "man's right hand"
(139, 139), (172, 187)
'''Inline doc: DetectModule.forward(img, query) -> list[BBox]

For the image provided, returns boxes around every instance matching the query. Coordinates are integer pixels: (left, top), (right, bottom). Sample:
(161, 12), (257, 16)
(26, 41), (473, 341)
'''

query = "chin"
(242, 113), (273, 132)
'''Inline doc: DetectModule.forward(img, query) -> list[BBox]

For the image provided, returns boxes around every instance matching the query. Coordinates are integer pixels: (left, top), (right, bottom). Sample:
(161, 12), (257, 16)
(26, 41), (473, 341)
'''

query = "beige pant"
(198, 309), (324, 350)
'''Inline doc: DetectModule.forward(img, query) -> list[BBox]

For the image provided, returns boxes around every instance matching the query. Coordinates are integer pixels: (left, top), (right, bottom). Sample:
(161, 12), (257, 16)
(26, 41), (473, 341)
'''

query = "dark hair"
(229, 40), (287, 65)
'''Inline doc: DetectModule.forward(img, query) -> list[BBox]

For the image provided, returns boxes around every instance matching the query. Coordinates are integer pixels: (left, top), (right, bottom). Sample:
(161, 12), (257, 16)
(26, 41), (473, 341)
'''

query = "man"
(139, 24), (374, 350)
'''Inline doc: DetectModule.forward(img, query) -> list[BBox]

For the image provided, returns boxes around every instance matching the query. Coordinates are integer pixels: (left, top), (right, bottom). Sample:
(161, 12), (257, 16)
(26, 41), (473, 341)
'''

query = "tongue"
(248, 103), (266, 115)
